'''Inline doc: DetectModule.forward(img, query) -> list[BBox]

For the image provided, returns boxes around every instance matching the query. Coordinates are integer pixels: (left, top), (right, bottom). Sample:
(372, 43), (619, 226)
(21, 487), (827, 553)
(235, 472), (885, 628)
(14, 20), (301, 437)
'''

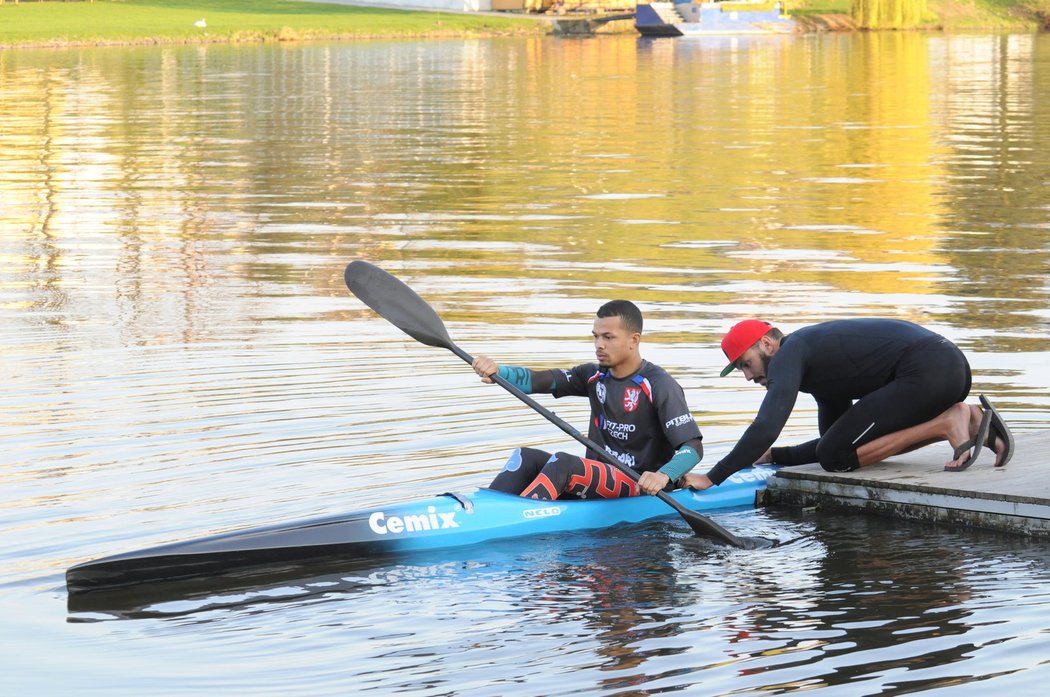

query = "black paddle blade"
(676, 506), (771, 548)
(736, 535), (777, 550)
(344, 261), (455, 350)
(680, 510), (775, 549)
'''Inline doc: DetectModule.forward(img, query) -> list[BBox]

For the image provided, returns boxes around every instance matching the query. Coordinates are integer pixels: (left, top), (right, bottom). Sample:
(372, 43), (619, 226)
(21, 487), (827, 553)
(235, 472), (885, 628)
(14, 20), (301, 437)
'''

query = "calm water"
(2, 32), (1050, 695)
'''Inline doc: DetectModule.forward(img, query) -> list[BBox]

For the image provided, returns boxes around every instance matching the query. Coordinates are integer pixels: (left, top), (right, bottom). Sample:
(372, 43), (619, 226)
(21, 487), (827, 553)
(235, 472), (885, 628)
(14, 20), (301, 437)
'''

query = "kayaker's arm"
(659, 439), (703, 481)
(471, 356), (556, 393)
(638, 438), (703, 495)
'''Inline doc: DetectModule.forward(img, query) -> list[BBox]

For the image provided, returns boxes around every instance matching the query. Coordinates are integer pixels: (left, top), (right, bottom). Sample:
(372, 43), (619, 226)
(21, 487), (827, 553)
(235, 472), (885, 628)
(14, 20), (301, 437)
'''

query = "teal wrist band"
(658, 444), (701, 482)
(497, 365), (532, 393)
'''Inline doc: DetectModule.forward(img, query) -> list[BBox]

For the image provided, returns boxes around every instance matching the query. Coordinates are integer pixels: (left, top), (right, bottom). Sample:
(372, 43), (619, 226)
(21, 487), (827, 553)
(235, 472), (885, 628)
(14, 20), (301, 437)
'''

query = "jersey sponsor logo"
(603, 419), (637, 441)
(607, 449), (636, 468)
(368, 505), (459, 535)
(624, 387), (641, 412)
(665, 413), (694, 429)
(596, 381), (607, 404)
(523, 506), (563, 520)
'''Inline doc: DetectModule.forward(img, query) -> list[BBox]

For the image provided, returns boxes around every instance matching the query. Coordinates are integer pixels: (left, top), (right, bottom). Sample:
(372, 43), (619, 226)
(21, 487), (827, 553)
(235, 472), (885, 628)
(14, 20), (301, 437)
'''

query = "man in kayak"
(471, 300), (704, 501)
(682, 318), (1014, 491)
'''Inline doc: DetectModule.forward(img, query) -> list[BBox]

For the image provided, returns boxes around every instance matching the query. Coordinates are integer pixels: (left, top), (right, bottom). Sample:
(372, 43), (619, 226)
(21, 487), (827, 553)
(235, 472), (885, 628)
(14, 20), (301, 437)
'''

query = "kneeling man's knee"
(816, 440), (860, 472)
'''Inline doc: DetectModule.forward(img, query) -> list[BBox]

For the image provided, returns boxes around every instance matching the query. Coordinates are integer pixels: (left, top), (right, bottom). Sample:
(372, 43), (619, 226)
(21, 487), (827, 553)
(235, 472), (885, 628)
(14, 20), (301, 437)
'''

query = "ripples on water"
(2, 32), (1050, 695)
(53, 514), (1050, 695)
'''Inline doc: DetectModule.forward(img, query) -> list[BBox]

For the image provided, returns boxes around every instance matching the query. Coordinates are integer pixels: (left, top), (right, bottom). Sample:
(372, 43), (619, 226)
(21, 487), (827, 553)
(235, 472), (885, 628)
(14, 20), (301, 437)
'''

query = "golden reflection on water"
(1, 34), (1048, 368)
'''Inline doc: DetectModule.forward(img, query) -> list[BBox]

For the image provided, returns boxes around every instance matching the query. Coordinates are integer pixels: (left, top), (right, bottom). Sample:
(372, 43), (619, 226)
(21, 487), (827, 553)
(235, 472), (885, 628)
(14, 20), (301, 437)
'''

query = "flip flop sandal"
(946, 407), (991, 472)
(979, 395), (1015, 468)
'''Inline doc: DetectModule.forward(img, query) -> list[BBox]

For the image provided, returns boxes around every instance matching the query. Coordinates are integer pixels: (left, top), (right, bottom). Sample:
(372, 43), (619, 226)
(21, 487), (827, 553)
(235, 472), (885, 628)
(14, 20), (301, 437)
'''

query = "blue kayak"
(66, 466), (776, 593)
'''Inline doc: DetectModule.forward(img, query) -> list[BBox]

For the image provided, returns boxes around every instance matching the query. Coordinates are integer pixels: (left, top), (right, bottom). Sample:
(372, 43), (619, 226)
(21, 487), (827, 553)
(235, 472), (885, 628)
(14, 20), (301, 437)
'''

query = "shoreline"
(0, 29), (544, 51)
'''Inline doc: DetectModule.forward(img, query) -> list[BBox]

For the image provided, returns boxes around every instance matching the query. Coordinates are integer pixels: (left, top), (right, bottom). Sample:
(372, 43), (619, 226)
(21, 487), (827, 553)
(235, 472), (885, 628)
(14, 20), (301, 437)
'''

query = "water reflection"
(3, 37), (1049, 346)
(738, 515), (1050, 692)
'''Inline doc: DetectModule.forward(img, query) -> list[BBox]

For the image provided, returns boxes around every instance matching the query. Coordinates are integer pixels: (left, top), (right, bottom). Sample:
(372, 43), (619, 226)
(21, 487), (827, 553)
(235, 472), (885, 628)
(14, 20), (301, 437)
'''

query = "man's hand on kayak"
(681, 473), (713, 491)
(638, 471), (669, 495)
(472, 355), (499, 383)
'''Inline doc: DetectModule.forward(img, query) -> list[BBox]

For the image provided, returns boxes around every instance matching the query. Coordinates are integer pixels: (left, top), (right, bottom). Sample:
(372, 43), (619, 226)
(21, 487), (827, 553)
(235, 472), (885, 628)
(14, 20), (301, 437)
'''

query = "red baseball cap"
(719, 320), (772, 376)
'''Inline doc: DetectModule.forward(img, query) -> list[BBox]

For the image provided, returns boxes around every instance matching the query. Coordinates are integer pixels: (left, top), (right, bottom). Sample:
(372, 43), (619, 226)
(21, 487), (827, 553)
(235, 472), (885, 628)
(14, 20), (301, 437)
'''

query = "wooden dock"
(763, 431), (1050, 537)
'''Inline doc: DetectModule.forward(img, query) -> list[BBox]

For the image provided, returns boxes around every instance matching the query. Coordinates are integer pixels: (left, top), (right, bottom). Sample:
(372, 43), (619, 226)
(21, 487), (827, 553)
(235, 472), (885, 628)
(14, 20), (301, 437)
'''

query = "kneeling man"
(685, 318), (1014, 491)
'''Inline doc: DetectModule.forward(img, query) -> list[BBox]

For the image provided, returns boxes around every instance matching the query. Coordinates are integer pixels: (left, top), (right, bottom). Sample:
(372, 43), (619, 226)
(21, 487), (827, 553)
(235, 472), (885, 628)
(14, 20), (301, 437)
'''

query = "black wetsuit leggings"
(816, 337), (971, 471)
(488, 447), (639, 500)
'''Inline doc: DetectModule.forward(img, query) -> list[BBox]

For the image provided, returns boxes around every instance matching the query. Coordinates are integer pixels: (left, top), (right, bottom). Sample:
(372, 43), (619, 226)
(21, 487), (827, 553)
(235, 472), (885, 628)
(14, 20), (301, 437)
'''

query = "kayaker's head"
(719, 319), (784, 387)
(593, 300), (643, 378)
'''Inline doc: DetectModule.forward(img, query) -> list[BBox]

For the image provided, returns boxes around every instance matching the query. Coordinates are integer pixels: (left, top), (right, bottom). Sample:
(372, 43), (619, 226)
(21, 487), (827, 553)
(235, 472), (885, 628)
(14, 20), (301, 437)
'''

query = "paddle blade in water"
(679, 509), (776, 549)
(344, 261), (454, 350)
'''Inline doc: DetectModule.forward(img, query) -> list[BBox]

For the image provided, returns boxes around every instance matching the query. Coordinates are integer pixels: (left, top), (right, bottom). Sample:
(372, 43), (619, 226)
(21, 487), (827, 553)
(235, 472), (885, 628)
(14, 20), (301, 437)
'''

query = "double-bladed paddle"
(344, 260), (771, 549)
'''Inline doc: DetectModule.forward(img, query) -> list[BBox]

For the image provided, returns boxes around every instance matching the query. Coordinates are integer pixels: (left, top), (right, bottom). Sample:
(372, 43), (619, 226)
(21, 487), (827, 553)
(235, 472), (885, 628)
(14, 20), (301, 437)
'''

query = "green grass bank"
(0, 0), (547, 48)
(1, 0), (1048, 49)
(794, 0), (1050, 30)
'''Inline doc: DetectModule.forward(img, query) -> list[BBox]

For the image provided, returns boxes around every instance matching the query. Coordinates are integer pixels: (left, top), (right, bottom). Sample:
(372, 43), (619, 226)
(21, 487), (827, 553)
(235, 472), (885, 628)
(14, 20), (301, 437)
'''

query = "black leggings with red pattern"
(487, 447), (639, 500)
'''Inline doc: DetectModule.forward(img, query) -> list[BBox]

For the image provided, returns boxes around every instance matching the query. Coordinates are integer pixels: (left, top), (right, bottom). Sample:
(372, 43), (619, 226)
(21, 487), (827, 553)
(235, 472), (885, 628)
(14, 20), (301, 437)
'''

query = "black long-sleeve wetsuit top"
(704, 319), (944, 485)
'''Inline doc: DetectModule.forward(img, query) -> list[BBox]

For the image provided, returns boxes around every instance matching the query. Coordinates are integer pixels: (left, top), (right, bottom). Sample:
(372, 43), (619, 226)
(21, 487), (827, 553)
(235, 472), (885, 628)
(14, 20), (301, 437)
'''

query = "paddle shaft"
(445, 344), (747, 546)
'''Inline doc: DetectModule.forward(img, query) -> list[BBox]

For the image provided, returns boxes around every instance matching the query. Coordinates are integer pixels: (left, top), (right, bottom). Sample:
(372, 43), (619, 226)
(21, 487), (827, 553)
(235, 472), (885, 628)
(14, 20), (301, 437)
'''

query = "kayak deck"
(66, 467), (776, 593)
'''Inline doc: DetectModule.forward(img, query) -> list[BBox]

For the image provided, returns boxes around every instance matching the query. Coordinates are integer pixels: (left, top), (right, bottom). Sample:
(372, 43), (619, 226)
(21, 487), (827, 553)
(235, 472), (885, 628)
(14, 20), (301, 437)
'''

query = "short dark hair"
(597, 300), (643, 333)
